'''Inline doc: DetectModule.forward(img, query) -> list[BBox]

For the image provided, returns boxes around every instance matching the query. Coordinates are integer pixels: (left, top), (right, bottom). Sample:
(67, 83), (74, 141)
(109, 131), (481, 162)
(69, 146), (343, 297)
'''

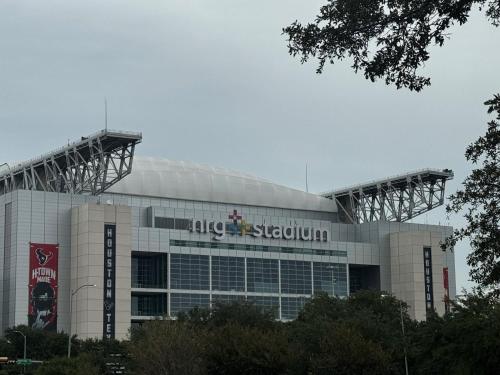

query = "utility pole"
(68, 284), (96, 358)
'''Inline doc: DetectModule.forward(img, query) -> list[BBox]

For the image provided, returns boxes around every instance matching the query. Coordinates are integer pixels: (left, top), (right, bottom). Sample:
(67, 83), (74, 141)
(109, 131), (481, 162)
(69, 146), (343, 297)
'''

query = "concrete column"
(70, 203), (131, 340)
(389, 231), (454, 321)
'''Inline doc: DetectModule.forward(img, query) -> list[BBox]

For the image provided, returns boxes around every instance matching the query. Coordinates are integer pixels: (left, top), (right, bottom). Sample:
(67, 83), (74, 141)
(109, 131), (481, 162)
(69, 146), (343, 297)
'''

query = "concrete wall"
(0, 190), (93, 334)
(71, 203), (131, 340)
(390, 231), (455, 320)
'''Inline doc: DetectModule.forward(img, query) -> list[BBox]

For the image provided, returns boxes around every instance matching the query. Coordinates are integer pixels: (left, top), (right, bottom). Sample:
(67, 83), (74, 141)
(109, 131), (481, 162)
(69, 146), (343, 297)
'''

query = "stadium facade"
(0, 130), (456, 340)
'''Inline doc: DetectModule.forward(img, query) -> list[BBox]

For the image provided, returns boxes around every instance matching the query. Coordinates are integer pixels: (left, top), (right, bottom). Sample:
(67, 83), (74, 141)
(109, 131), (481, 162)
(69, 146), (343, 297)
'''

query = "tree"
(204, 300), (277, 329)
(177, 301), (288, 374)
(410, 292), (500, 374)
(77, 338), (130, 375)
(4, 326), (67, 361)
(128, 320), (206, 375)
(284, 0), (500, 296)
(309, 323), (391, 375)
(443, 95), (500, 294)
(34, 354), (99, 375)
(205, 324), (290, 375)
(287, 292), (413, 374)
(283, 0), (500, 91)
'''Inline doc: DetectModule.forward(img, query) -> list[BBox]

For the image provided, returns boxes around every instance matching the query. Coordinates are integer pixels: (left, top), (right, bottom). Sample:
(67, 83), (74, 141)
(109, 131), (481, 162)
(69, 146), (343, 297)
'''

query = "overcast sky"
(1, 0), (499, 291)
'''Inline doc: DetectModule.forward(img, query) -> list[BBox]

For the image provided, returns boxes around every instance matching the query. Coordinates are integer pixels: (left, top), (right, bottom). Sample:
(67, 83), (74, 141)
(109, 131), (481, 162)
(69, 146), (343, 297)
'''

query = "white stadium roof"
(109, 157), (337, 213)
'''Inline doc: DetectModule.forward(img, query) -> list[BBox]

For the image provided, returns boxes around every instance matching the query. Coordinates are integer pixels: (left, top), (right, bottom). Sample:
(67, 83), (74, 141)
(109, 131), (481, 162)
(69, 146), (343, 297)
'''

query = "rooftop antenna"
(305, 163), (309, 192)
(104, 98), (108, 131)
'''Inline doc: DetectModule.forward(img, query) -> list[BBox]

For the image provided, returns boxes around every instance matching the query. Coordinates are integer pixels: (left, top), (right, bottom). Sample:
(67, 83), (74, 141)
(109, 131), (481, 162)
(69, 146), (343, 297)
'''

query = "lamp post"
(68, 284), (96, 358)
(398, 299), (409, 375)
(382, 295), (409, 375)
(11, 330), (26, 374)
(326, 265), (337, 297)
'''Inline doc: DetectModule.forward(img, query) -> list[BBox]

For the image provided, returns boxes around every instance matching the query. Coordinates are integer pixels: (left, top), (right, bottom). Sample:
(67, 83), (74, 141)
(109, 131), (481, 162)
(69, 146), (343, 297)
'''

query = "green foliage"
(288, 292), (410, 374)
(443, 94), (500, 295)
(176, 301), (285, 374)
(204, 300), (277, 329)
(283, 0), (500, 91)
(205, 324), (289, 375)
(129, 319), (206, 375)
(76, 338), (130, 375)
(410, 292), (500, 374)
(34, 354), (99, 375)
(2, 295), (500, 374)
(4, 326), (68, 360)
(309, 323), (391, 375)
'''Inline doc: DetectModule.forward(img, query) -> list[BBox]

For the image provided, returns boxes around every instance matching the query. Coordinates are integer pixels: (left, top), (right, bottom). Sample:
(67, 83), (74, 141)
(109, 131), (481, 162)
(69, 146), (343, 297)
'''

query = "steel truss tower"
(322, 169), (454, 224)
(0, 129), (142, 196)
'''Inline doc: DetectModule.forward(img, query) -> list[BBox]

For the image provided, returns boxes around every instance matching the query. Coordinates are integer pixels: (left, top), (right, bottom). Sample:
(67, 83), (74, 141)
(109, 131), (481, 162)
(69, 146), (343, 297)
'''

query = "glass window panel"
(211, 256), (245, 292)
(247, 295), (279, 318)
(155, 217), (175, 229)
(170, 254), (209, 290)
(281, 297), (308, 320)
(212, 294), (246, 304)
(313, 262), (348, 297)
(247, 258), (279, 293)
(174, 218), (190, 230)
(131, 293), (167, 316)
(169, 239), (347, 258)
(280, 260), (312, 295)
(132, 253), (168, 288)
(170, 293), (210, 316)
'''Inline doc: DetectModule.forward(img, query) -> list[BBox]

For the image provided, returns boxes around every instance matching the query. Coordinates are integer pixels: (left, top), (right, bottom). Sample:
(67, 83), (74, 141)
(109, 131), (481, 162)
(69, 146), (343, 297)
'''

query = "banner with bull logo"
(28, 243), (58, 331)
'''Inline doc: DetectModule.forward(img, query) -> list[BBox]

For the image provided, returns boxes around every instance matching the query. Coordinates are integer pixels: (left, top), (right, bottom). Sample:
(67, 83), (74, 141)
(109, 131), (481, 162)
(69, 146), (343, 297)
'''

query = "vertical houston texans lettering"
(103, 224), (116, 339)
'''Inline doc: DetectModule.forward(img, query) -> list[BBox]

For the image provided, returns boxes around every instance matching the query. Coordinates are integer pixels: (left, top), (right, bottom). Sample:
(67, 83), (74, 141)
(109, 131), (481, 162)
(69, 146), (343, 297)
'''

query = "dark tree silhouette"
(283, 0), (500, 91)
(443, 95), (500, 294)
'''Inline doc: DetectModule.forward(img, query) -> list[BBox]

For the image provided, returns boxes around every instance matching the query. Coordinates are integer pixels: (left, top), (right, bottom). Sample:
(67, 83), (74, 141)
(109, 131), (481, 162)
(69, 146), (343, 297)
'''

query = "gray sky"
(1, 0), (499, 292)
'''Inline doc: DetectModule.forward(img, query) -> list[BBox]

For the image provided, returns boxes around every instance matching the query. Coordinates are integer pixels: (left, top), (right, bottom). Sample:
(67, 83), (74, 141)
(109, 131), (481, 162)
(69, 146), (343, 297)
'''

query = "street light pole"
(12, 330), (26, 374)
(381, 295), (409, 375)
(399, 300), (409, 375)
(326, 265), (337, 297)
(68, 284), (96, 358)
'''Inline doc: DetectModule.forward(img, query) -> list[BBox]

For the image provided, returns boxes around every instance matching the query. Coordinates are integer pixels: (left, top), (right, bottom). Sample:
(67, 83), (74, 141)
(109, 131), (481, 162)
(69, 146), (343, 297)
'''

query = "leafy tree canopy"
(129, 320), (206, 375)
(443, 95), (500, 294)
(4, 326), (67, 360)
(283, 0), (500, 91)
(410, 292), (500, 374)
(178, 300), (277, 330)
(34, 355), (99, 375)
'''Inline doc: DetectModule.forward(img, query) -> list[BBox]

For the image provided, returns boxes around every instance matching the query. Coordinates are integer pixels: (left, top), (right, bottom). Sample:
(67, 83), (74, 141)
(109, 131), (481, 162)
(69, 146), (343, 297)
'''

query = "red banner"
(28, 243), (58, 331)
(443, 267), (450, 314)
(443, 267), (449, 294)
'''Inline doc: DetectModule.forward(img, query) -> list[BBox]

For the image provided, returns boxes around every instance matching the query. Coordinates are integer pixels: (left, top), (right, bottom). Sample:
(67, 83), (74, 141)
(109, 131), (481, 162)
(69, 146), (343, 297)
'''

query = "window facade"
(131, 252), (349, 320)
(170, 293), (210, 315)
(281, 297), (308, 320)
(247, 258), (279, 293)
(131, 293), (167, 316)
(155, 217), (190, 230)
(280, 260), (312, 295)
(170, 254), (209, 290)
(313, 262), (348, 297)
(211, 256), (245, 292)
(212, 294), (246, 304)
(131, 253), (168, 288)
(247, 295), (280, 318)
(170, 239), (347, 257)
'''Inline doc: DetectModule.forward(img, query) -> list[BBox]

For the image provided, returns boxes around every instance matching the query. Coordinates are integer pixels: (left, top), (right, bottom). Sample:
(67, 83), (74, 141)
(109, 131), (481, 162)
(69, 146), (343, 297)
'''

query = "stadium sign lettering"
(190, 214), (329, 242)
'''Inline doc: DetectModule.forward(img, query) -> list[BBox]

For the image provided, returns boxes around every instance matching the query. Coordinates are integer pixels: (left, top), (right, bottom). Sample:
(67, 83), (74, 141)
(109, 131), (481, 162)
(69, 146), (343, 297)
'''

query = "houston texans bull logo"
(35, 248), (53, 266)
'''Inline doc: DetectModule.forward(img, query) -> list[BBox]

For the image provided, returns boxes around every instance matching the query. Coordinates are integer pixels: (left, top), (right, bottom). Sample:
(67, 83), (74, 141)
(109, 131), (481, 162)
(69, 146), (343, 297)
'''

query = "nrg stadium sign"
(190, 210), (329, 242)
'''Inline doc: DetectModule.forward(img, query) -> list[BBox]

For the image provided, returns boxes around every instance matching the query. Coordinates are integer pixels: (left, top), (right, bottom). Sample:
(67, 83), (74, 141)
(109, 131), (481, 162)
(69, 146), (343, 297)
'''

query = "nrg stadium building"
(0, 130), (456, 340)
